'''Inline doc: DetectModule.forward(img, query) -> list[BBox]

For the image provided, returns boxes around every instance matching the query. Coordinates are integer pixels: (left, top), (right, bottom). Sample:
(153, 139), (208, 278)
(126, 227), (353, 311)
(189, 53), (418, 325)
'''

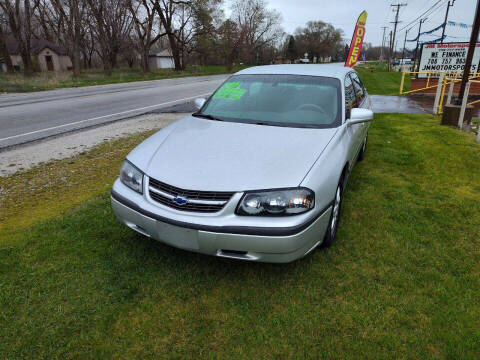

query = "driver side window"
(344, 74), (356, 119)
(350, 72), (366, 105)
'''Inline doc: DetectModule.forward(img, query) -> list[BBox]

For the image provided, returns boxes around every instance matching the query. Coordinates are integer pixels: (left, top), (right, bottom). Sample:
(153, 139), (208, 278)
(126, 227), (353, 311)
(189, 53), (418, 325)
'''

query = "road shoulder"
(0, 113), (185, 177)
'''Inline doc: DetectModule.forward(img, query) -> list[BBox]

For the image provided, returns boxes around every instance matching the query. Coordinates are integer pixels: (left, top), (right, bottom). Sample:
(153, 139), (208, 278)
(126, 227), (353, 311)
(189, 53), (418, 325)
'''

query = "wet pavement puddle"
(371, 95), (480, 117)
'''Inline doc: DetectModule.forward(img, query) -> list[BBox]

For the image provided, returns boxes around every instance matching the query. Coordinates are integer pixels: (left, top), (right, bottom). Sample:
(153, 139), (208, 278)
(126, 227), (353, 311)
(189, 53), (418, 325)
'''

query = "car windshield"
(197, 74), (342, 128)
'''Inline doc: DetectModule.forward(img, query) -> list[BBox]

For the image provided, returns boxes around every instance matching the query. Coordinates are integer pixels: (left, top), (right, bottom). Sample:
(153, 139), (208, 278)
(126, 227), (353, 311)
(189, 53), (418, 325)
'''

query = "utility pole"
(388, 30), (393, 70)
(401, 28), (409, 65)
(456, 0), (480, 107)
(381, 26), (388, 61)
(390, 3), (407, 63)
(414, 18), (427, 71)
(441, 0), (456, 43)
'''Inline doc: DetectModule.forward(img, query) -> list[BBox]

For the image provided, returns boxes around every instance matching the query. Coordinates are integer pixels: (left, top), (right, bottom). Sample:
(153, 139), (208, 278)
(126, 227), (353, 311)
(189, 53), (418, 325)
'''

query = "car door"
(344, 73), (361, 166)
(350, 72), (370, 146)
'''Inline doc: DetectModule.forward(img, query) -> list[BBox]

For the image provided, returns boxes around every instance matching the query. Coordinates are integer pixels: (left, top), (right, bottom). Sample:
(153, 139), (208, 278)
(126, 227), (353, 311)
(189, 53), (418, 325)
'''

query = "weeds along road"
(0, 74), (228, 149)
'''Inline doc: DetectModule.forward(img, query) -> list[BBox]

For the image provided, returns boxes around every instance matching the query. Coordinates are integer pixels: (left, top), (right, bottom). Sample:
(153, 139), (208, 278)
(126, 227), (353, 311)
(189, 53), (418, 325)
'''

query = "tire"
(320, 179), (343, 248)
(357, 135), (367, 162)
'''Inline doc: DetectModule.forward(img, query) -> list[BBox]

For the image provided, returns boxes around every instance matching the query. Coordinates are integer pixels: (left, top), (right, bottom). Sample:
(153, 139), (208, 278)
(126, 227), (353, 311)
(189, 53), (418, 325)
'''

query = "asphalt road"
(0, 74), (228, 149)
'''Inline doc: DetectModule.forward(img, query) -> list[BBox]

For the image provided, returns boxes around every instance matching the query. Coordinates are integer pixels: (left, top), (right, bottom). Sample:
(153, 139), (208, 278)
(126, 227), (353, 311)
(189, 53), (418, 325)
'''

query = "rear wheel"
(321, 180), (343, 248)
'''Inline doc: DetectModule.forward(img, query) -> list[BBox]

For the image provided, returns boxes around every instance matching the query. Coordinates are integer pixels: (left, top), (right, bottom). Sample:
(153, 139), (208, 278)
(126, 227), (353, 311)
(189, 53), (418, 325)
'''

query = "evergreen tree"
(286, 35), (296, 62)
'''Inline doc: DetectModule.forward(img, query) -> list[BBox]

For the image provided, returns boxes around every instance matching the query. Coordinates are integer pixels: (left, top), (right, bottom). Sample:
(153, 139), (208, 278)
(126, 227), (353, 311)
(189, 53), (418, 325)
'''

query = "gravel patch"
(0, 113), (187, 177)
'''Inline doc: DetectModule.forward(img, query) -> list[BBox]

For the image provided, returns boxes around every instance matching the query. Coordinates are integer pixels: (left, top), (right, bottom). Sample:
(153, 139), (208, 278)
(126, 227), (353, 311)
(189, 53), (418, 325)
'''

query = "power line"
(405, 1), (445, 29)
(398, 0), (445, 32)
(417, 0), (442, 14)
(407, 2), (451, 45)
(423, 2), (449, 25)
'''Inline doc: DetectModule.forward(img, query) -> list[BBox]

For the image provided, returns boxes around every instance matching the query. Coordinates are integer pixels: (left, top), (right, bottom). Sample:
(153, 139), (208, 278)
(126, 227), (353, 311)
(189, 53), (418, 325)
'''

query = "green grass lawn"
(1, 114), (480, 358)
(0, 65), (247, 93)
(472, 118), (479, 135)
(356, 62), (408, 95)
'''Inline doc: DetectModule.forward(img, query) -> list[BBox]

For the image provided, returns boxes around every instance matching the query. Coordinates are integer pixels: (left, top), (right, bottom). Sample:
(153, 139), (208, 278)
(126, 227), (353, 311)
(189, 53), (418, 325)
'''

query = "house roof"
(149, 48), (173, 57)
(6, 38), (68, 56)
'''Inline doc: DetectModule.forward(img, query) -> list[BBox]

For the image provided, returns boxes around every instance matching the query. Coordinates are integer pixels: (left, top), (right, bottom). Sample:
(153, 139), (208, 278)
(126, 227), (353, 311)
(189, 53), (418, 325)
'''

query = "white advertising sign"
(418, 42), (480, 78)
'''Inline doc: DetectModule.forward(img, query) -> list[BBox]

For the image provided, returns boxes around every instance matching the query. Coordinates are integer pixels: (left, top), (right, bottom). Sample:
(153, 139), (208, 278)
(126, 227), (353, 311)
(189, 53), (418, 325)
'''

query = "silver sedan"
(111, 64), (373, 263)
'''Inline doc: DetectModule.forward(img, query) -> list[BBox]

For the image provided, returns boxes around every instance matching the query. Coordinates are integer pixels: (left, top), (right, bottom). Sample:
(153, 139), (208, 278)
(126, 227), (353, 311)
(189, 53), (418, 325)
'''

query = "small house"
(148, 48), (175, 69)
(2, 38), (72, 72)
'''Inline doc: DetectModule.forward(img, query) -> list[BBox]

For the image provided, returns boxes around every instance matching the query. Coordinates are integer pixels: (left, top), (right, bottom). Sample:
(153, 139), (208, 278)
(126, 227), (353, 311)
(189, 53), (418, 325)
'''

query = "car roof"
(234, 64), (353, 79)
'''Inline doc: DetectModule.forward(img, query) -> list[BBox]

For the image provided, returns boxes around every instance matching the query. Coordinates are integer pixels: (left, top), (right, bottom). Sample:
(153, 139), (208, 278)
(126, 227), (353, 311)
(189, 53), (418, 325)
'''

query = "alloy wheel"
(331, 185), (341, 238)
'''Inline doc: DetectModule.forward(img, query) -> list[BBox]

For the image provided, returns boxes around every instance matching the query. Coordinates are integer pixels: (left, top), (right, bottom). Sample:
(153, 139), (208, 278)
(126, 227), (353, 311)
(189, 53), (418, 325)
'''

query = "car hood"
(133, 116), (337, 192)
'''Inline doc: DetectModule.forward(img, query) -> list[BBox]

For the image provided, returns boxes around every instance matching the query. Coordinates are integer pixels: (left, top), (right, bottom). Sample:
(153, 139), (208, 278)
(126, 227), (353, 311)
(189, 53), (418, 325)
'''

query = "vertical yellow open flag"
(345, 11), (367, 68)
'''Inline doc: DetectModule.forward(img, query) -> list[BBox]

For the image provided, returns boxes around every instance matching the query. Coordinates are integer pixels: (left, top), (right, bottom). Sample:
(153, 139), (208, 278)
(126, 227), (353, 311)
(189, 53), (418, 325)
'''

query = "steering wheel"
(296, 103), (329, 117)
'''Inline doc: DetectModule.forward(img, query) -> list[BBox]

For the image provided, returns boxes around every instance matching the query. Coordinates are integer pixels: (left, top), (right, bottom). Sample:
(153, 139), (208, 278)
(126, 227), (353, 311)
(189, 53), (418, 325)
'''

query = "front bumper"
(111, 180), (332, 263)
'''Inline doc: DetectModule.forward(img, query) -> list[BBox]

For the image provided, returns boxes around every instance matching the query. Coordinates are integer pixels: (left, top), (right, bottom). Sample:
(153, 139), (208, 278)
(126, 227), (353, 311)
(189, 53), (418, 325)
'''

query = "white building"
(148, 48), (175, 69)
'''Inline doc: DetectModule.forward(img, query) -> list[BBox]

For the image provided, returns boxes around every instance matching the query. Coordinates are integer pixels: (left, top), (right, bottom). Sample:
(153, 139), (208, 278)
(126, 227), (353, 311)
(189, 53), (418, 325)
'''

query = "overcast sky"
(225, 0), (477, 48)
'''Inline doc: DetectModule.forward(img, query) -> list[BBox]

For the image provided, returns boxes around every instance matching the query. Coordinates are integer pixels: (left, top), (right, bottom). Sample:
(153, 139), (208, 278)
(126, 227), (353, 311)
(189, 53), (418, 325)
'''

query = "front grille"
(148, 177), (235, 213)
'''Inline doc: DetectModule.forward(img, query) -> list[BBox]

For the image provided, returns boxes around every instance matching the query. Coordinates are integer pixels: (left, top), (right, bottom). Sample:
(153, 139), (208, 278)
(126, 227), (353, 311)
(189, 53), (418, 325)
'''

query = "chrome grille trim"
(148, 186), (227, 205)
(147, 177), (235, 213)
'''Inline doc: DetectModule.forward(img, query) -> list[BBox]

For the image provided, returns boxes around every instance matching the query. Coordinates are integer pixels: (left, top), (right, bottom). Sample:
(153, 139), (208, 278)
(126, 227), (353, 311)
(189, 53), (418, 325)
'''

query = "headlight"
(236, 188), (314, 216)
(120, 160), (143, 194)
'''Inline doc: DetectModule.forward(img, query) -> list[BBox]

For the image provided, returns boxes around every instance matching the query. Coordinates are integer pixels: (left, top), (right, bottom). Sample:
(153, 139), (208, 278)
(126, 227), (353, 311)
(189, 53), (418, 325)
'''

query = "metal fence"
(399, 71), (480, 141)
(398, 71), (467, 95)
(436, 74), (480, 115)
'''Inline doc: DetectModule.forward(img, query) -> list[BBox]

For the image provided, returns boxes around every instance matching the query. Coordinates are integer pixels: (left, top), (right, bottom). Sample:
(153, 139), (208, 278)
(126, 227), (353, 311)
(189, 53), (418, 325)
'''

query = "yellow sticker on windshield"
(213, 82), (246, 100)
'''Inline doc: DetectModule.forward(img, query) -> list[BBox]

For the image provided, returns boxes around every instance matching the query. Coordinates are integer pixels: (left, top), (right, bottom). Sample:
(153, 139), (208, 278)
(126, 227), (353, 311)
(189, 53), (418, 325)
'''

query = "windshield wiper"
(192, 113), (224, 121)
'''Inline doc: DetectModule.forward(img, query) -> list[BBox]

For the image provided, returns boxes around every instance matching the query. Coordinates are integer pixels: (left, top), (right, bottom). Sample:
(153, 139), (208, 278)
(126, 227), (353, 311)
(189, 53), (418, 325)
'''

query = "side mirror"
(347, 108), (374, 126)
(194, 98), (206, 110)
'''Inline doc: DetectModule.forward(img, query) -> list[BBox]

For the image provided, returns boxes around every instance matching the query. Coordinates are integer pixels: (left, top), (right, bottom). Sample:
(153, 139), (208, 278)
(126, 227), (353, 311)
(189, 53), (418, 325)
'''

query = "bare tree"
(151, 0), (207, 70)
(153, 0), (185, 70)
(35, 0), (87, 76)
(0, 12), (14, 72)
(231, 0), (282, 65)
(35, 0), (56, 40)
(86, 0), (133, 74)
(121, 32), (140, 68)
(176, 2), (194, 68)
(0, 0), (40, 75)
(85, 0), (108, 73)
(81, 20), (96, 68)
(125, 0), (164, 72)
(0, 0), (291, 75)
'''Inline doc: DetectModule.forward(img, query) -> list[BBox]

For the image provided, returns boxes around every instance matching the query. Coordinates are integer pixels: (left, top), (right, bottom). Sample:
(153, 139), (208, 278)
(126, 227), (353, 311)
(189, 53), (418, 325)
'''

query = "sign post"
(433, 73), (445, 114)
(458, 82), (471, 129)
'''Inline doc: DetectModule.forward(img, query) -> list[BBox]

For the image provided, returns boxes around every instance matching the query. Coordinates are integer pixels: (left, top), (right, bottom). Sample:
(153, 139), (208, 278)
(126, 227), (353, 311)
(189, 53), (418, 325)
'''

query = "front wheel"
(321, 181), (343, 248)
